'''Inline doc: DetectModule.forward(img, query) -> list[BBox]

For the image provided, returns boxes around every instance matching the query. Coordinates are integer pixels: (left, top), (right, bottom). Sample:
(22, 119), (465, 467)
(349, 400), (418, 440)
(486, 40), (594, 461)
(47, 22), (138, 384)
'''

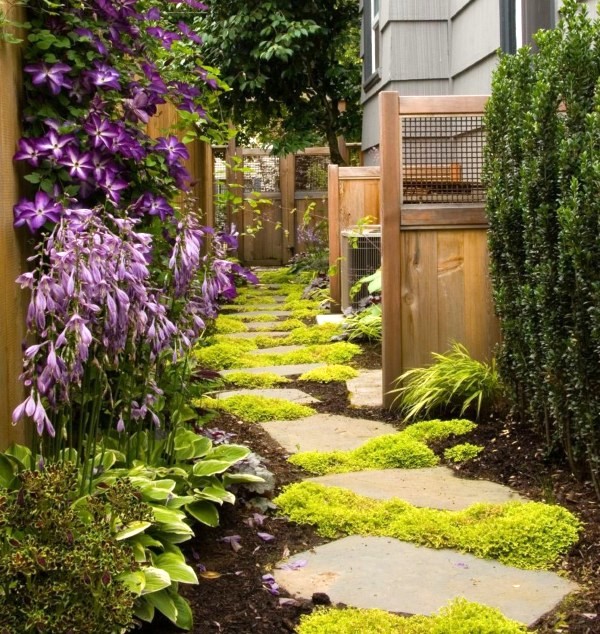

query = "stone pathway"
(213, 388), (318, 405)
(213, 276), (579, 627)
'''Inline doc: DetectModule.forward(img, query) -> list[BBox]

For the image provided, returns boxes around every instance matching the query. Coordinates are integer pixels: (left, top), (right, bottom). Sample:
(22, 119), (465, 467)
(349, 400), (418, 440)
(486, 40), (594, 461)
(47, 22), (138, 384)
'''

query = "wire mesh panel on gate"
(243, 154), (280, 193)
(401, 116), (485, 205)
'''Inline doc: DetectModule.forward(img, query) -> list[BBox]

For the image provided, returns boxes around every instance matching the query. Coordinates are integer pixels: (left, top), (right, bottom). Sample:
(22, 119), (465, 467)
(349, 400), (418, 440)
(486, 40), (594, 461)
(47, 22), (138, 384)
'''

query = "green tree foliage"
(197, 0), (362, 163)
(484, 0), (600, 491)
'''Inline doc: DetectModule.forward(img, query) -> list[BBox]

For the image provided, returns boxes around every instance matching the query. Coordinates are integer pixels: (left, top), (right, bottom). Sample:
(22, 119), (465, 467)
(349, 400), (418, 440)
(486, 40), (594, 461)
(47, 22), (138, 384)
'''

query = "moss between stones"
(275, 482), (581, 570)
(289, 419), (476, 475)
(298, 365), (359, 383)
(223, 372), (291, 389)
(251, 318), (305, 332)
(283, 299), (320, 312)
(196, 394), (315, 423)
(194, 341), (360, 370)
(252, 324), (342, 349)
(295, 598), (528, 634)
(444, 443), (484, 463)
(228, 313), (280, 322)
(214, 315), (249, 334)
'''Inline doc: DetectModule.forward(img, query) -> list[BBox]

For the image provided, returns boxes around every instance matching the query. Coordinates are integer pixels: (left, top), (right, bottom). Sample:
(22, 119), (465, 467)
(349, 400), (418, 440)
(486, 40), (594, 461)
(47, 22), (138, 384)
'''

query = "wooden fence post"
(0, 3), (30, 449)
(328, 164), (341, 310)
(280, 154), (295, 263)
(379, 92), (403, 409)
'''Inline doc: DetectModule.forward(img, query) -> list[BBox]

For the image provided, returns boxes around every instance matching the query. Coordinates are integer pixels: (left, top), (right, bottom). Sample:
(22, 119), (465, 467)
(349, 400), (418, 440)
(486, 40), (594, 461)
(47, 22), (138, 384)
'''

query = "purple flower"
(99, 170), (128, 204)
(37, 130), (76, 160)
(84, 114), (119, 149)
(24, 62), (72, 95)
(14, 138), (43, 166)
(145, 7), (161, 19)
(134, 193), (174, 221)
(170, 0), (208, 9)
(147, 26), (181, 49)
(14, 192), (63, 232)
(177, 22), (202, 44)
(59, 147), (94, 181)
(84, 63), (121, 91)
(155, 136), (189, 165)
(124, 89), (156, 123)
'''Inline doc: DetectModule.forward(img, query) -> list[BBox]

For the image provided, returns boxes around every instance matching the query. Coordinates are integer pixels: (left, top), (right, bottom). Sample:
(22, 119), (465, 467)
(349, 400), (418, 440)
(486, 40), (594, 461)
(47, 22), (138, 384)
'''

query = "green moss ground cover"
(296, 598), (528, 634)
(275, 482), (581, 570)
(195, 394), (315, 423)
(194, 341), (360, 370)
(444, 443), (484, 463)
(223, 372), (291, 389)
(289, 419), (476, 475)
(214, 315), (248, 334)
(298, 365), (359, 382)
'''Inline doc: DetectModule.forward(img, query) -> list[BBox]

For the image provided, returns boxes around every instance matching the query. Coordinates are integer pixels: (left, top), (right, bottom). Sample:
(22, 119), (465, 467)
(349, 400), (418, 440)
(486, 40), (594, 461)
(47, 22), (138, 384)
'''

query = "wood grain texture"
(401, 205), (487, 226)
(398, 95), (489, 115)
(436, 230), (466, 351)
(328, 164), (341, 309)
(379, 92), (403, 408)
(280, 154), (295, 262)
(0, 7), (30, 449)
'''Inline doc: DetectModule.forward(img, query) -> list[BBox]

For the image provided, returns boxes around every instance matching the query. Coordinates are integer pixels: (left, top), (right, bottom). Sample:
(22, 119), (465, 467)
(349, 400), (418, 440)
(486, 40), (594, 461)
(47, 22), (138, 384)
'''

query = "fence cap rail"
(379, 93), (490, 116)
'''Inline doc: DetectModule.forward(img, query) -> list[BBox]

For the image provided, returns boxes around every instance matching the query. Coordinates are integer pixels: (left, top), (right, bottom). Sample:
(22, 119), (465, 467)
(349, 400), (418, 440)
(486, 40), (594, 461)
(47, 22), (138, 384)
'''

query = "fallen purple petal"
(277, 559), (307, 571)
(257, 532), (275, 542)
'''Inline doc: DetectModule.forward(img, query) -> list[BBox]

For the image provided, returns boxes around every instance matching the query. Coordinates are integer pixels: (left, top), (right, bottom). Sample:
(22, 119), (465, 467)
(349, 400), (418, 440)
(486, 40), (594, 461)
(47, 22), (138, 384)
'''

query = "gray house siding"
(361, 0), (595, 156)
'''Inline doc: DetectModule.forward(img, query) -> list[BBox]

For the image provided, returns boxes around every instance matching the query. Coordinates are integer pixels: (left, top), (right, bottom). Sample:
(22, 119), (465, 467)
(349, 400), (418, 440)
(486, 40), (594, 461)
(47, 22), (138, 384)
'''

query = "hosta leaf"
(171, 592), (193, 630)
(140, 566), (171, 594)
(185, 500), (220, 527)
(0, 455), (16, 488)
(115, 521), (152, 541)
(196, 485), (236, 505)
(119, 570), (146, 595)
(154, 552), (198, 584)
(209, 444), (250, 463)
(192, 459), (233, 477)
(133, 598), (155, 622)
(223, 473), (265, 485)
(145, 589), (178, 624)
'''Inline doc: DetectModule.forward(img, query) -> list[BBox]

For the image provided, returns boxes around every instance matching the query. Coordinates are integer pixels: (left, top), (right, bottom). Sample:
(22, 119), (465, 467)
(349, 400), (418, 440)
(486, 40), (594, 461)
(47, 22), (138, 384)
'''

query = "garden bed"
(142, 382), (600, 634)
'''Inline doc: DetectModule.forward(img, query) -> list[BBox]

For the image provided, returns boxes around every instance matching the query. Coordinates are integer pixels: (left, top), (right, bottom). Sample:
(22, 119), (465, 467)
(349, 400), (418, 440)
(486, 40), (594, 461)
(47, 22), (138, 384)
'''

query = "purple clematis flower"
(37, 130), (76, 160)
(145, 7), (161, 19)
(14, 138), (43, 166)
(155, 136), (189, 165)
(170, 0), (208, 9)
(84, 114), (119, 150)
(134, 192), (174, 220)
(177, 21), (202, 44)
(99, 170), (128, 204)
(124, 88), (156, 123)
(59, 147), (94, 181)
(14, 192), (63, 232)
(24, 62), (72, 95)
(147, 26), (181, 49)
(84, 62), (121, 91)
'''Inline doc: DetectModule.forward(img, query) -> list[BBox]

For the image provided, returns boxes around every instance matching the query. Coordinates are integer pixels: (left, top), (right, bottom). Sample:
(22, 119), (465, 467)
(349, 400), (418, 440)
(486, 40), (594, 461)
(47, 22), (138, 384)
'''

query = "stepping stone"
(222, 304), (280, 312)
(212, 388), (318, 405)
(248, 345), (305, 356)
(260, 414), (397, 453)
(273, 536), (578, 627)
(221, 363), (326, 379)
(228, 310), (292, 319)
(223, 331), (288, 340)
(316, 314), (345, 326)
(245, 322), (289, 331)
(307, 467), (526, 511)
(347, 370), (382, 408)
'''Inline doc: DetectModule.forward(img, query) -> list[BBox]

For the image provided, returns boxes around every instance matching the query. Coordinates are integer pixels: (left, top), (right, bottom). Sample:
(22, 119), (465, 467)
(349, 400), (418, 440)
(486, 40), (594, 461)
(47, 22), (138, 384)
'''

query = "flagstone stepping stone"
(347, 369), (382, 408)
(306, 467), (526, 511)
(221, 363), (326, 379)
(228, 310), (292, 319)
(273, 536), (578, 627)
(248, 345), (305, 356)
(224, 331), (288, 340)
(222, 304), (281, 312)
(260, 414), (397, 453)
(245, 322), (289, 331)
(316, 314), (345, 326)
(213, 388), (318, 405)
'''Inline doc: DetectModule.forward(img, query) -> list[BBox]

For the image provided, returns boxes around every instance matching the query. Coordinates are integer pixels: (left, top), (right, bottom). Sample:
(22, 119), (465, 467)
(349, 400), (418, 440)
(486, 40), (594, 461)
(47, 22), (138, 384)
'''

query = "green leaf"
(115, 521), (152, 541)
(222, 473), (265, 486)
(171, 592), (193, 630)
(0, 455), (16, 488)
(154, 552), (198, 584)
(134, 598), (155, 622)
(192, 459), (234, 477)
(185, 500), (220, 527)
(140, 566), (171, 594)
(4, 444), (33, 470)
(195, 485), (236, 505)
(209, 444), (250, 463)
(140, 479), (176, 501)
(119, 571), (146, 595)
(145, 589), (178, 624)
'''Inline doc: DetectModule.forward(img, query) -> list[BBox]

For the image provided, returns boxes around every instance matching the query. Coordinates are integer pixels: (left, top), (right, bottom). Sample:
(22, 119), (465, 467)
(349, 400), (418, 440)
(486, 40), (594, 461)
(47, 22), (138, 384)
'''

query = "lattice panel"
(243, 154), (280, 193)
(295, 154), (330, 191)
(401, 116), (485, 204)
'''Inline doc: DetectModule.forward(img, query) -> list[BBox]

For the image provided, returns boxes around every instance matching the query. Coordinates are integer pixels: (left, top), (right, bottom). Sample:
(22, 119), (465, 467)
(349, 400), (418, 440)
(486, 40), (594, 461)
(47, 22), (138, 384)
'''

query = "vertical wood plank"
(436, 230), (466, 352)
(380, 92), (403, 408)
(0, 4), (30, 449)
(280, 154), (295, 263)
(401, 231), (439, 370)
(198, 141), (214, 228)
(328, 164), (341, 310)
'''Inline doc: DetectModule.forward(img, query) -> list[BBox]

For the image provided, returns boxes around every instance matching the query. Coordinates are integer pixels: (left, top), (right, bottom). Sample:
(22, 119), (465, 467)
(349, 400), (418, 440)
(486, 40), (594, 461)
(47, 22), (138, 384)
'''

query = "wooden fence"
(0, 6), (30, 450)
(379, 92), (500, 407)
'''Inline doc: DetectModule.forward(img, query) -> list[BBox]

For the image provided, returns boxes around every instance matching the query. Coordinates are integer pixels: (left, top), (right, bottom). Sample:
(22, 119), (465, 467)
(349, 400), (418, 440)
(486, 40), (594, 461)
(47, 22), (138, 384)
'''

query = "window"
(363, 0), (380, 86)
(501, 0), (556, 54)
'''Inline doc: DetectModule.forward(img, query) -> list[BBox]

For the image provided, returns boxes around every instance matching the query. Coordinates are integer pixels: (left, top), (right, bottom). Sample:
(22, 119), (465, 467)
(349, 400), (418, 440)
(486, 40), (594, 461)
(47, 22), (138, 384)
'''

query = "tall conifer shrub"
(484, 0), (600, 491)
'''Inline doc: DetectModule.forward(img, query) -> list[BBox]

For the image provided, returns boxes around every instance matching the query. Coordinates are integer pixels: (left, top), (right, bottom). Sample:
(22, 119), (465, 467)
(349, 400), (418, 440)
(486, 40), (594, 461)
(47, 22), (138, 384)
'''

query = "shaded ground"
(143, 346), (600, 634)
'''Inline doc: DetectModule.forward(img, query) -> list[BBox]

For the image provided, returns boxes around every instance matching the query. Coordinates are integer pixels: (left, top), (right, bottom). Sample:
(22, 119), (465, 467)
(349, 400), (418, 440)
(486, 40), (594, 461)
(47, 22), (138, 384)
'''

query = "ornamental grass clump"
(289, 419), (476, 475)
(391, 343), (502, 421)
(275, 482), (581, 569)
(296, 598), (527, 634)
(196, 394), (315, 423)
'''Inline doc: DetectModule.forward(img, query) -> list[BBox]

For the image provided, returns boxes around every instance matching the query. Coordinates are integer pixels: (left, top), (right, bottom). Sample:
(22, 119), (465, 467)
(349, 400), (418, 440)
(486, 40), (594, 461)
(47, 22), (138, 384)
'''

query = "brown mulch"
(143, 346), (600, 634)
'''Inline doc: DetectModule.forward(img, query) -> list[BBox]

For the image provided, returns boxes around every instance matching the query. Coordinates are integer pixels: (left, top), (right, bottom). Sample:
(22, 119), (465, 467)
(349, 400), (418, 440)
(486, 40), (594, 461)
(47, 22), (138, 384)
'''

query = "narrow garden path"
(192, 269), (582, 633)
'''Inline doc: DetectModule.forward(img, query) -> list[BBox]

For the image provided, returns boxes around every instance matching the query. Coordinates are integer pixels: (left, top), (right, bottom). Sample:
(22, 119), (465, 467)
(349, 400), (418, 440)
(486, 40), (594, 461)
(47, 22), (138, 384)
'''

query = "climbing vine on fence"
(484, 0), (600, 491)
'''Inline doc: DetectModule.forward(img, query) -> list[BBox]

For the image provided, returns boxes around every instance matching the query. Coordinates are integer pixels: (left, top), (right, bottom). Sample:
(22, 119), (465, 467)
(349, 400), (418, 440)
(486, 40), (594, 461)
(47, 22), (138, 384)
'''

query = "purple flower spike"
(14, 192), (63, 232)
(24, 62), (72, 95)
